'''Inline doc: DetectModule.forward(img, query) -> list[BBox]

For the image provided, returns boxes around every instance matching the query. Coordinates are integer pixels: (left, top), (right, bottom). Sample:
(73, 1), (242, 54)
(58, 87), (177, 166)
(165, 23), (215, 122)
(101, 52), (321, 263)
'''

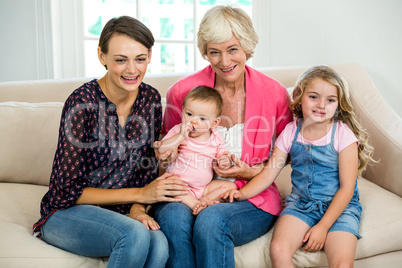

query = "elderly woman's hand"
(213, 154), (264, 180)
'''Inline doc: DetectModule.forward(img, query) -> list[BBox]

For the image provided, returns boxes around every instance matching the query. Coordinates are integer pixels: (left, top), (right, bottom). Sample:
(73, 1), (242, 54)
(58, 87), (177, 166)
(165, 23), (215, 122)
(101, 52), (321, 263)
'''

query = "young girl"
(159, 86), (236, 215)
(223, 65), (375, 267)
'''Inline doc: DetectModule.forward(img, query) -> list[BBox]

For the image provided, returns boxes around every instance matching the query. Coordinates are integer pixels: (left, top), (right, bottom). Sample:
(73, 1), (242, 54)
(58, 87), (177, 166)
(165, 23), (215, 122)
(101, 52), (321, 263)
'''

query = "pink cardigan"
(162, 65), (293, 215)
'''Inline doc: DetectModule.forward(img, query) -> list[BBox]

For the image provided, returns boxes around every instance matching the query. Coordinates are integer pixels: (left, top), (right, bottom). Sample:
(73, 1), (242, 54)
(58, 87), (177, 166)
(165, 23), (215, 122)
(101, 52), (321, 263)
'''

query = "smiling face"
(206, 35), (247, 85)
(98, 33), (151, 95)
(182, 99), (221, 140)
(300, 78), (339, 125)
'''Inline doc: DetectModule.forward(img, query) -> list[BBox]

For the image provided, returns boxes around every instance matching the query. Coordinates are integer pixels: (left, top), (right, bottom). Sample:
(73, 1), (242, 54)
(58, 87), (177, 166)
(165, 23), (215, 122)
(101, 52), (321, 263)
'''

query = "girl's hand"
(213, 154), (263, 180)
(139, 172), (189, 203)
(302, 224), (329, 252)
(221, 189), (242, 203)
(129, 205), (160, 231)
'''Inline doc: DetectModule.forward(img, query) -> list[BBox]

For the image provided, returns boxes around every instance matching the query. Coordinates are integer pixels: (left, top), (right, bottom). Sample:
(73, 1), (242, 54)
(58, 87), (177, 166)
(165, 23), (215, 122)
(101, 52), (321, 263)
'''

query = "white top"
(215, 124), (244, 182)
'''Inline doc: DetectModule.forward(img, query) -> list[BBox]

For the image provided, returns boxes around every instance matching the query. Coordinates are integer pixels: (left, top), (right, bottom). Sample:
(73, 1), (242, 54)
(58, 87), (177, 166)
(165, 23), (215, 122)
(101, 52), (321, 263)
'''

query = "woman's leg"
(269, 214), (310, 268)
(144, 229), (169, 268)
(324, 231), (357, 268)
(193, 200), (276, 268)
(154, 202), (196, 268)
(41, 205), (167, 268)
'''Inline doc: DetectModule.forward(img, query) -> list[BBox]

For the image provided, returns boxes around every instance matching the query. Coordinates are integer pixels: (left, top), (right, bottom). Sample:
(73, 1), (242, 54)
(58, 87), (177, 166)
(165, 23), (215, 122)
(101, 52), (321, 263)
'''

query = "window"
(81, 0), (252, 77)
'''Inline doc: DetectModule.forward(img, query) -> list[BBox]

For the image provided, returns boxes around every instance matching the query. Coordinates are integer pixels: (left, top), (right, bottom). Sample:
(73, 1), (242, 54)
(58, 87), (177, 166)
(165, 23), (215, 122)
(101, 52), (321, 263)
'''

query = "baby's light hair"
(183, 86), (223, 118)
(290, 65), (376, 175)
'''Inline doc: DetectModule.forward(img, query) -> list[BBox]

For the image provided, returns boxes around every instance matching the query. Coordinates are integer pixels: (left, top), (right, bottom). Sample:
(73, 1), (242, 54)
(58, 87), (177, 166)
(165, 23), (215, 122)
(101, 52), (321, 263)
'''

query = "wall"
(0, 0), (401, 116)
(254, 0), (402, 116)
(0, 0), (53, 82)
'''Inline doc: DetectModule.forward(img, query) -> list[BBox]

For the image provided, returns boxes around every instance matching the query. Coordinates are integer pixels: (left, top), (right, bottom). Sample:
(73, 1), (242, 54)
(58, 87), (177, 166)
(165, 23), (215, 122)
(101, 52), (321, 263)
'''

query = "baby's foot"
(193, 201), (208, 215)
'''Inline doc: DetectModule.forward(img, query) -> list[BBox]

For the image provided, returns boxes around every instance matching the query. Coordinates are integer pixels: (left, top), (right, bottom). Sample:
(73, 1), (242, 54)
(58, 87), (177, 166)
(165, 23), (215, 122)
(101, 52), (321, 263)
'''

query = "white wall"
(0, 0), (401, 116)
(0, 0), (53, 81)
(254, 0), (402, 116)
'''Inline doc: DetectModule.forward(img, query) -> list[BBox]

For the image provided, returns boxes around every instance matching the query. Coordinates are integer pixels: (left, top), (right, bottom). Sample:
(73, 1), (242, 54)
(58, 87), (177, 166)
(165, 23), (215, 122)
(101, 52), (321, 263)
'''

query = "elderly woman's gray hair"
(197, 5), (259, 60)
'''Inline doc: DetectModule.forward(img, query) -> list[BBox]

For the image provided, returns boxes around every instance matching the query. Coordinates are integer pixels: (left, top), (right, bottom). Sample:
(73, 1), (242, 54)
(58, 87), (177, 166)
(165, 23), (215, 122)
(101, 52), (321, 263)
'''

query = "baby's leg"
(324, 231), (357, 268)
(180, 192), (202, 212)
(201, 179), (236, 203)
(270, 214), (310, 268)
(193, 180), (237, 215)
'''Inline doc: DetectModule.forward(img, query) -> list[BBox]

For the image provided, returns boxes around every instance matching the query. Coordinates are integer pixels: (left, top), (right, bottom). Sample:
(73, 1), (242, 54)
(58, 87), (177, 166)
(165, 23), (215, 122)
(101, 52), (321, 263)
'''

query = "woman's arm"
(76, 172), (189, 205)
(302, 143), (358, 252)
(222, 146), (288, 202)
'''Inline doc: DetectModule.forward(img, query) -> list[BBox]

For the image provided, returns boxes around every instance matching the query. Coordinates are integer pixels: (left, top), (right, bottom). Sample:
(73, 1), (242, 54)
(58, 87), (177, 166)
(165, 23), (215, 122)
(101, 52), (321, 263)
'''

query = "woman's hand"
(129, 204), (160, 231)
(138, 172), (189, 204)
(217, 152), (232, 170)
(213, 154), (264, 180)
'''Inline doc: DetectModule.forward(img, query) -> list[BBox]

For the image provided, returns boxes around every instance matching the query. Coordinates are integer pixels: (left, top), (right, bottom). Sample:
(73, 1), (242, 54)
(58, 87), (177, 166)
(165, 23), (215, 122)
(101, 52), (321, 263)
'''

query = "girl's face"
(206, 35), (247, 84)
(98, 34), (151, 95)
(182, 99), (220, 140)
(300, 78), (339, 125)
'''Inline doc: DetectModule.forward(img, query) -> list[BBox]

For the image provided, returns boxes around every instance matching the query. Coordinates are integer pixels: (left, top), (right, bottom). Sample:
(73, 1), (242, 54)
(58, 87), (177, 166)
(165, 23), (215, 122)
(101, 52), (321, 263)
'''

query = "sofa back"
(1, 64), (401, 197)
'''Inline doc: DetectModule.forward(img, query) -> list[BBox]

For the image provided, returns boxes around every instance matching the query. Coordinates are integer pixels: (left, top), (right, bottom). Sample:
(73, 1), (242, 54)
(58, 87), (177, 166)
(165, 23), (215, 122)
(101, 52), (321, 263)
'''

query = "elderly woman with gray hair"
(154, 5), (293, 267)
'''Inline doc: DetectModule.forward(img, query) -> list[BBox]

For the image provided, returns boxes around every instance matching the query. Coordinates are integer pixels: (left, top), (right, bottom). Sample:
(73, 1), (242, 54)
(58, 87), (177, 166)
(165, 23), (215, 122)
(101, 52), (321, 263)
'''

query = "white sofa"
(1, 63), (402, 267)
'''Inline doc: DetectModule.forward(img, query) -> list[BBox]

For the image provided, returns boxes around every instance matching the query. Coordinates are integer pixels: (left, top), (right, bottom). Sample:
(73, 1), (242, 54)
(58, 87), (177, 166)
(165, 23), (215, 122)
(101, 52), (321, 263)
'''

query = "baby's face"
(182, 99), (220, 139)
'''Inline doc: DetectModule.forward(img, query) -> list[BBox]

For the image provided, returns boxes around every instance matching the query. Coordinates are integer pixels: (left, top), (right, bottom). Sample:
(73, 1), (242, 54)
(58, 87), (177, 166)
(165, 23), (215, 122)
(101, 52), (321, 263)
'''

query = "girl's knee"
(269, 239), (293, 262)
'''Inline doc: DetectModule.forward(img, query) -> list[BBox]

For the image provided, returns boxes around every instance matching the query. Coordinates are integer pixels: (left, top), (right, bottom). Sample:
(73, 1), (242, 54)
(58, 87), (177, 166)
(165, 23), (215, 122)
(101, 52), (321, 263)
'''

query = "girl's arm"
(76, 172), (189, 205)
(222, 146), (288, 202)
(303, 142), (358, 251)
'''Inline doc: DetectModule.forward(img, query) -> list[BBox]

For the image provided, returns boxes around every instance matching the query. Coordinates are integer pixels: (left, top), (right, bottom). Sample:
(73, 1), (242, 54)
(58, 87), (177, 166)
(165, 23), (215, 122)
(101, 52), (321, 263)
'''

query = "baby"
(159, 86), (236, 214)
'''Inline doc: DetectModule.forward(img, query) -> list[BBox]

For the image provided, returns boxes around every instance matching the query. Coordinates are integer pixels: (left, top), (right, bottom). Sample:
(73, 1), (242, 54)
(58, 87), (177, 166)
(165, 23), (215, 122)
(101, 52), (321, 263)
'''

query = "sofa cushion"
(0, 183), (108, 267)
(0, 102), (63, 186)
(234, 177), (402, 267)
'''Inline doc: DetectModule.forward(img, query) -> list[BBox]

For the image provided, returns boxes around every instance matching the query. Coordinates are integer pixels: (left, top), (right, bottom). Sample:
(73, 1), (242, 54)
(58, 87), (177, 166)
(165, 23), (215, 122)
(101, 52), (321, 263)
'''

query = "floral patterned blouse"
(33, 79), (162, 236)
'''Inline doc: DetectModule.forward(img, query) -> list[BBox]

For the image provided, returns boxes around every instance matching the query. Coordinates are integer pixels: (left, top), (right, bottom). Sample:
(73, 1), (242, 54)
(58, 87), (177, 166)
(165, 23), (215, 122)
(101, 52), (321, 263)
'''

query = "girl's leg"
(41, 205), (167, 268)
(324, 231), (357, 268)
(154, 202), (196, 268)
(193, 200), (276, 268)
(270, 214), (310, 268)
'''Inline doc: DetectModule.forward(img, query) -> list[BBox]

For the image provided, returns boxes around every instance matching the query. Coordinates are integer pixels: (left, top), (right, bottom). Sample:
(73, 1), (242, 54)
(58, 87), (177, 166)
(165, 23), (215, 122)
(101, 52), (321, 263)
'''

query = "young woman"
(33, 16), (188, 268)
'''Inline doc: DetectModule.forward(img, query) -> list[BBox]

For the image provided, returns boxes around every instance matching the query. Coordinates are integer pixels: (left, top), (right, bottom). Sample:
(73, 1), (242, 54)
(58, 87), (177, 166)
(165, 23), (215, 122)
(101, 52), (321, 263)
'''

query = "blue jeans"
(154, 200), (276, 268)
(41, 205), (168, 268)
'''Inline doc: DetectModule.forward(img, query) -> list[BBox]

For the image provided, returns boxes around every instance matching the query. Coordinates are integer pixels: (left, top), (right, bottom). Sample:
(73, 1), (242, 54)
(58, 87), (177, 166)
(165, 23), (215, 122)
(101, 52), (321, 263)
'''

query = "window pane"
(84, 40), (106, 78)
(148, 43), (195, 74)
(83, 0), (137, 37)
(141, 1), (193, 40)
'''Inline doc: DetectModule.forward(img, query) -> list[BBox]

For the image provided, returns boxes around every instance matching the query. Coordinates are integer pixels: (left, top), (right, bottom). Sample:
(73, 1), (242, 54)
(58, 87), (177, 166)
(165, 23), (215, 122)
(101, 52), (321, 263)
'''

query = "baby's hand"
(217, 152), (232, 170)
(180, 122), (193, 139)
(221, 189), (242, 203)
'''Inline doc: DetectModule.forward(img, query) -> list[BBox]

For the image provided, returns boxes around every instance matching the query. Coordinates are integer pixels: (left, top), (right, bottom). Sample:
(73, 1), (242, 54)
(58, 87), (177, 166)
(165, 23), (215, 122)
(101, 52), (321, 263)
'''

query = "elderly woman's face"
(206, 35), (247, 84)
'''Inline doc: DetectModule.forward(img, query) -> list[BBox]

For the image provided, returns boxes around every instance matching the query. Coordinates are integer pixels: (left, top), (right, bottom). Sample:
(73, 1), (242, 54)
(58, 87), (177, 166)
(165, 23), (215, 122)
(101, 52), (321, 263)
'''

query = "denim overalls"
(281, 120), (362, 238)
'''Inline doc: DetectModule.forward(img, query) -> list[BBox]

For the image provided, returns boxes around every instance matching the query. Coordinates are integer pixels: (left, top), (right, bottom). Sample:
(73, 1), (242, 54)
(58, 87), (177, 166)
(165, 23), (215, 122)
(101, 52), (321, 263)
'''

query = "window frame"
(51, 0), (270, 79)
